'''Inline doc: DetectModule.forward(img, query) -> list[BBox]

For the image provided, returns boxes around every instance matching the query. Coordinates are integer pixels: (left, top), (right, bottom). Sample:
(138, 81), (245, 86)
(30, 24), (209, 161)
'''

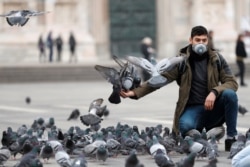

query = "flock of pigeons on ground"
(0, 9), (250, 167)
(0, 97), (249, 167)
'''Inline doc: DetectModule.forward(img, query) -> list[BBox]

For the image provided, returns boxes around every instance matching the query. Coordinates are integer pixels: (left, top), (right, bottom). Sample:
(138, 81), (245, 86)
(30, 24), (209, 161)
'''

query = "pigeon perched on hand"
(95, 55), (141, 104)
(126, 55), (186, 88)
(0, 10), (50, 26)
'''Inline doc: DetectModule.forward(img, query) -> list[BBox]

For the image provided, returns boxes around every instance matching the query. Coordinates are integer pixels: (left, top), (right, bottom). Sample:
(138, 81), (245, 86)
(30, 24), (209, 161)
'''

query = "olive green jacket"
(132, 45), (238, 134)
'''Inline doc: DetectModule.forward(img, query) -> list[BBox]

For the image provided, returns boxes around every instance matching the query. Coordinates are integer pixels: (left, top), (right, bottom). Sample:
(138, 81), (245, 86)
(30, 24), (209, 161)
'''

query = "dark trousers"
(236, 60), (245, 85)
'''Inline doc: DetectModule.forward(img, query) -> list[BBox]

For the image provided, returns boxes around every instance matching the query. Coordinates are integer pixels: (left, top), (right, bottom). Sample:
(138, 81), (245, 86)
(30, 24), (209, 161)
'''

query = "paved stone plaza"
(0, 80), (249, 166)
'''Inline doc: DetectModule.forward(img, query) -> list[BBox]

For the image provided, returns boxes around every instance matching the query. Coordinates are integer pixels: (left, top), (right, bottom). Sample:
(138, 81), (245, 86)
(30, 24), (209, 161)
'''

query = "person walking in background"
(69, 31), (77, 63)
(55, 34), (63, 62)
(235, 33), (248, 86)
(208, 30), (215, 50)
(38, 35), (46, 62)
(140, 37), (155, 81)
(46, 31), (54, 62)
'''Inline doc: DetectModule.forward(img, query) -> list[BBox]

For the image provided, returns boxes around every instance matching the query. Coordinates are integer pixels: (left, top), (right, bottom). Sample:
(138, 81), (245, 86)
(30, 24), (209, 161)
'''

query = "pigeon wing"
(112, 55), (126, 68)
(126, 56), (154, 75)
(95, 65), (120, 85)
(80, 114), (102, 126)
(88, 98), (104, 112)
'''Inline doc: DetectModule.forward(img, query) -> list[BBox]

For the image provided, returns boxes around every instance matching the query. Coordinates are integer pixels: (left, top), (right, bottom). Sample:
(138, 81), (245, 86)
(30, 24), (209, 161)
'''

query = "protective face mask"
(192, 43), (207, 55)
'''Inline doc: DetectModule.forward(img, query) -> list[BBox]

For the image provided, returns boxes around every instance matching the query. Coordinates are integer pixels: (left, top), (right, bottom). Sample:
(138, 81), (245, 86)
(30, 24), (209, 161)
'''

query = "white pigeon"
(126, 55), (186, 88)
(150, 135), (167, 157)
(0, 10), (50, 26)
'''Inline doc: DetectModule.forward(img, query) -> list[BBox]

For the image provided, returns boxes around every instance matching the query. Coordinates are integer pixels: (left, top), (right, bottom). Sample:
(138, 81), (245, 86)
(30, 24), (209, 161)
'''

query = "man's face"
(189, 35), (208, 45)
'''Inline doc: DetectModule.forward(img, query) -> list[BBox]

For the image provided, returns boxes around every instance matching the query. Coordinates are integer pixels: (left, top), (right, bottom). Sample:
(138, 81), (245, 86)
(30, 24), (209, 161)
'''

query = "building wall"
(0, 0), (249, 63)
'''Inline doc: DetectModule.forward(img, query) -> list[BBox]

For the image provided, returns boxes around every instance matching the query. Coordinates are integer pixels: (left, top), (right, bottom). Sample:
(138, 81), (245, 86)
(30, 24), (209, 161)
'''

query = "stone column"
(190, 0), (204, 26)
(88, 0), (110, 60)
(156, 0), (176, 58)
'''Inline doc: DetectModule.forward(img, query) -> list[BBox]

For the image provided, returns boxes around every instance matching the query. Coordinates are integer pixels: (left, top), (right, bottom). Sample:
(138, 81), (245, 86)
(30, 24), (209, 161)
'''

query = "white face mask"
(192, 43), (207, 55)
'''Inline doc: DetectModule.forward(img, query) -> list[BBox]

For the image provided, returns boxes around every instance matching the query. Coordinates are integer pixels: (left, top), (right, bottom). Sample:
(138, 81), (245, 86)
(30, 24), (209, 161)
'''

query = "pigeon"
(228, 133), (246, 159)
(154, 149), (175, 167)
(88, 98), (108, 118)
(150, 135), (167, 157)
(0, 10), (50, 26)
(238, 104), (248, 115)
(96, 144), (109, 163)
(125, 152), (144, 167)
(206, 126), (225, 142)
(126, 55), (186, 88)
(202, 158), (218, 167)
(25, 97), (31, 104)
(67, 109), (80, 121)
(175, 152), (197, 167)
(55, 146), (71, 167)
(40, 142), (53, 163)
(14, 146), (40, 167)
(0, 146), (11, 166)
(71, 153), (88, 167)
(184, 136), (206, 156)
(80, 98), (107, 126)
(80, 114), (102, 127)
(95, 55), (141, 104)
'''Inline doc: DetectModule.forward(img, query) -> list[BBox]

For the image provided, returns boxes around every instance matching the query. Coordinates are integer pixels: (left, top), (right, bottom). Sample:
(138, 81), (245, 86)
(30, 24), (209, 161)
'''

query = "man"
(120, 25), (238, 152)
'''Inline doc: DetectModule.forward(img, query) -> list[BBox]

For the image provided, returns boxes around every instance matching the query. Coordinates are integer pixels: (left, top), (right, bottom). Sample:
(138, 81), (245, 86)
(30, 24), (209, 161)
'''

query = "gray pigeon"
(228, 133), (246, 159)
(125, 152), (144, 167)
(175, 152), (197, 167)
(40, 142), (53, 163)
(0, 146), (11, 166)
(126, 55), (186, 88)
(154, 149), (175, 167)
(206, 126), (225, 142)
(0, 10), (50, 26)
(71, 153), (88, 167)
(238, 104), (248, 115)
(96, 144), (109, 163)
(55, 146), (71, 167)
(95, 55), (141, 104)
(67, 109), (80, 121)
(14, 146), (40, 167)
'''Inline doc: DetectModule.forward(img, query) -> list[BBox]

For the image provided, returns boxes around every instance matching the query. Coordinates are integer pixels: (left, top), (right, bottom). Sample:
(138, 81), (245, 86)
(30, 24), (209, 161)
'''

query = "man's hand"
(204, 92), (216, 110)
(120, 90), (135, 98)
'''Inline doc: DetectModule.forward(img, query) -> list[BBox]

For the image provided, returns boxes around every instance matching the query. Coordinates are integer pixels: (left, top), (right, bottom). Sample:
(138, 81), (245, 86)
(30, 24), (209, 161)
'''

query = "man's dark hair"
(191, 25), (208, 38)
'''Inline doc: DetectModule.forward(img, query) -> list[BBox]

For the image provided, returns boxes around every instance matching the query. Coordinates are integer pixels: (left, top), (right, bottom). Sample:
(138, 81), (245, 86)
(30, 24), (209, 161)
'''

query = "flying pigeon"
(67, 109), (80, 121)
(126, 55), (186, 88)
(95, 55), (141, 104)
(0, 10), (50, 26)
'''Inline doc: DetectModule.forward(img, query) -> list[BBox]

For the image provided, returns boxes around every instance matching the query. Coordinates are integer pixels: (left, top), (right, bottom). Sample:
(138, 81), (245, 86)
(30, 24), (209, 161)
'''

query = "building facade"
(0, 0), (249, 63)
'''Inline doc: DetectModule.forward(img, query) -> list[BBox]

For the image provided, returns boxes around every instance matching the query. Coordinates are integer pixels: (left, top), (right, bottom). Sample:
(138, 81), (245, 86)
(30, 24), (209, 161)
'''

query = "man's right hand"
(120, 90), (135, 98)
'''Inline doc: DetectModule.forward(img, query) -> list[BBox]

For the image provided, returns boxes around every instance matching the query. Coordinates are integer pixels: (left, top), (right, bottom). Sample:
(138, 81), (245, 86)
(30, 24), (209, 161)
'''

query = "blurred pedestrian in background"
(69, 31), (77, 63)
(235, 33), (248, 86)
(38, 34), (46, 62)
(55, 34), (63, 62)
(208, 30), (215, 50)
(46, 31), (54, 62)
(140, 36), (155, 81)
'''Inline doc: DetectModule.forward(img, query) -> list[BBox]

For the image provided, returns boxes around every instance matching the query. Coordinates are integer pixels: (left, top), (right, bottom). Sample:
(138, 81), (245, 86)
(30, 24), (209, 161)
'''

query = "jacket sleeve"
(212, 55), (238, 95)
